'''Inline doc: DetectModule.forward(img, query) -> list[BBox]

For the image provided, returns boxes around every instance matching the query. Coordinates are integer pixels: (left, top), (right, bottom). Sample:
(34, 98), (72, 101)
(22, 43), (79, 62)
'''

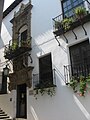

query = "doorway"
(16, 84), (27, 118)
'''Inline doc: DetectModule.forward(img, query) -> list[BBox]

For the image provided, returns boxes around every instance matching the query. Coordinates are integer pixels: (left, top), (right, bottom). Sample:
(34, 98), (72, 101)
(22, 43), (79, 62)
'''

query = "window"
(62, 0), (84, 17)
(39, 53), (53, 86)
(21, 30), (27, 41)
(69, 40), (90, 77)
(18, 25), (28, 47)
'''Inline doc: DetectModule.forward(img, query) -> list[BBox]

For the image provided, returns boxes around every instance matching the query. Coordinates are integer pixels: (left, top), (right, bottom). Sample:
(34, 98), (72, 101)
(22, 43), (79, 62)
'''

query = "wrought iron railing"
(4, 38), (31, 59)
(53, 0), (90, 36)
(33, 69), (56, 89)
(64, 64), (90, 84)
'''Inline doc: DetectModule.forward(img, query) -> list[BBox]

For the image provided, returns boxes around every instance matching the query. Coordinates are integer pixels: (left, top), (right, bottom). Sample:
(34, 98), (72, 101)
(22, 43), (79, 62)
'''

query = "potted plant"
(34, 82), (56, 99)
(69, 76), (78, 92)
(54, 21), (62, 30)
(11, 41), (18, 51)
(79, 76), (86, 96)
(61, 17), (73, 31)
(75, 6), (86, 19)
(21, 40), (30, 47)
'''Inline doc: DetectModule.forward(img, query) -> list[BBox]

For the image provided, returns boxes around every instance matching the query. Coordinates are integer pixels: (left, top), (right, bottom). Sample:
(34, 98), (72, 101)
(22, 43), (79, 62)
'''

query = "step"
(0, 109), (12, 120)
(0, 119), (12, 120)
(2, 118), (12, 120)
(0, 112), (5, 114)
(0, 110), (3, 112)
(0, 116), (9, 119)
(0, 114), (7, 116)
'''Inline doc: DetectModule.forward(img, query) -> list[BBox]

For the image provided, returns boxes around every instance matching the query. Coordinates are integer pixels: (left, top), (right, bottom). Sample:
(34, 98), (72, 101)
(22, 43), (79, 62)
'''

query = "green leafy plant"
(86, 74), (90, 82)
(34, 83), (56, 99)
(75, 6), (87, 19)
(61, 17), (73, 31)
(21, 40), (30, 47)
(69, 76), (78, 92)
(79, 76), (86, 96)
(54, 21), (62, 30)
(67, 74), (90, 96)
(11, 41), (18, 50)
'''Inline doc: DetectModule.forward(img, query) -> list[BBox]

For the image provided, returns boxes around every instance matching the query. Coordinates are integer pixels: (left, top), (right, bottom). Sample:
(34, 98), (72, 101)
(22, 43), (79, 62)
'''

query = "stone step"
(0, 112), (5, 114)
(0, 114), (7, 116)
(0, 108), (12, 120)
(0, 116), (9, 119)
(0, 118), (13, 120)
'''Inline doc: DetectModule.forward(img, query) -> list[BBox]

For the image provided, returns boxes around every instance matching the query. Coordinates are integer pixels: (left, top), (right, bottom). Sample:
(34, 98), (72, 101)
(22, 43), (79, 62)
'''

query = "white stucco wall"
(28, 21), (90, 120)
(0, 90), (16, 118)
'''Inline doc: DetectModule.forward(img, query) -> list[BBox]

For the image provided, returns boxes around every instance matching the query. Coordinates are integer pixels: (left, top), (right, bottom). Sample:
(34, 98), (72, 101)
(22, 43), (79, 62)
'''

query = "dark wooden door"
(16, 84), (27, 118)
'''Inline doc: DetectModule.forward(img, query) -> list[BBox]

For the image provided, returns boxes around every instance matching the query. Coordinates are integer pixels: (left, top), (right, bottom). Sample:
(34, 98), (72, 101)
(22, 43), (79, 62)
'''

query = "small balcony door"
(19, 29), (27, 47)
(69, 40), (90, 77)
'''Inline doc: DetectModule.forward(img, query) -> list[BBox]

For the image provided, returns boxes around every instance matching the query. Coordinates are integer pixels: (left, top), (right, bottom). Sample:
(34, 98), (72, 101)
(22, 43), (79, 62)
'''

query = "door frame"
(16, 84), (27, 118)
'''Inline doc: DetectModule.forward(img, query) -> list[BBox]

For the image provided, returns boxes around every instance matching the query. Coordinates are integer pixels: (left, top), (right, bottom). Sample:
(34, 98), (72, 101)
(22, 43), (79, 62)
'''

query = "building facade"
(0, 0), (90, 120)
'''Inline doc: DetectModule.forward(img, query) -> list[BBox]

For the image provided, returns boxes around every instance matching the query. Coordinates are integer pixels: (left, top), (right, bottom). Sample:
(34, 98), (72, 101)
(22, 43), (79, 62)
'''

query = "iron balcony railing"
(33, 69), (56, 89)
(53, 0), (90, 36)
(4, 38), (31, 60)
(64, 64), (90, 84)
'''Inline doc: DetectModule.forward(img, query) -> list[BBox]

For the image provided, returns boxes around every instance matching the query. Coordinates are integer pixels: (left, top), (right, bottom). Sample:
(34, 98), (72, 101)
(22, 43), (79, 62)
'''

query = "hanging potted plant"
(75, 6), (86, 19)
(54, 21), (62, 30)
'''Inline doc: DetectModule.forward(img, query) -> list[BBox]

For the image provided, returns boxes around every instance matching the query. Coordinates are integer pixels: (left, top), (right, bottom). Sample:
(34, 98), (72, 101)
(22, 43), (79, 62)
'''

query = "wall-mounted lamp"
(3, 65), (9, 76)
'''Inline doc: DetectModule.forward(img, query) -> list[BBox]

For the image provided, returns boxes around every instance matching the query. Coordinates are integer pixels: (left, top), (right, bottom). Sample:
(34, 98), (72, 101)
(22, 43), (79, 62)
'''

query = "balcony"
(33, 69), (56, 89)
(53, 0), (90, 37)
(64, 64), (90, 96)
(33, 69), (56, 97)
(64, 64), (90, 84)
(4, 39), (31, 60)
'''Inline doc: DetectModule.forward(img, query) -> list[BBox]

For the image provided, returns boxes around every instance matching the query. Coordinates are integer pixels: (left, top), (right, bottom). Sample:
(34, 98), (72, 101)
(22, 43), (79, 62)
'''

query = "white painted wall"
(28, 21), (90, 120)
(0, 0), (90, 120)
(0, 90), (16, 118)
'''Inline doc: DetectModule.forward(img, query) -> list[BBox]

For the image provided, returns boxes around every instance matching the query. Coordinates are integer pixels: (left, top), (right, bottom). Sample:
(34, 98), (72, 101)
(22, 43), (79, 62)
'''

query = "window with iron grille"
(69, 40), (90, 77)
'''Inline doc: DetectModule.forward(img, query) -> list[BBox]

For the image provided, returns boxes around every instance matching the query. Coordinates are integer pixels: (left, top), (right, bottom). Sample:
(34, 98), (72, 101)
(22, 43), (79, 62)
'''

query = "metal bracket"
(72, 30), (77, 39)
(81, 24), (87, 35)
(63, 34), (68, 43)
(55, 36), (60, 46)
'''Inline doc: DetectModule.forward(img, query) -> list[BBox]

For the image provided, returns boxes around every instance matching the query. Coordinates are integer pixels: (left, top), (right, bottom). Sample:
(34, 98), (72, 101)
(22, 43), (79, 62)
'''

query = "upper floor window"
(18, 25), (28, 47)
(62, 0), (84, 17)
(21, 30), (27, 41)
